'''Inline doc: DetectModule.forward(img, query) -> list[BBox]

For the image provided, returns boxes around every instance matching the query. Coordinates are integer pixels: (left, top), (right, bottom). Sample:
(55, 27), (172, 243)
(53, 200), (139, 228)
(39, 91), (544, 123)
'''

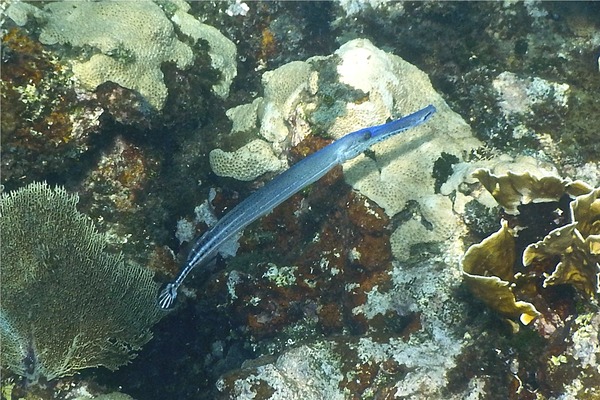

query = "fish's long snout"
(409, 104), (436, 125)
(421, 104), (436, 121)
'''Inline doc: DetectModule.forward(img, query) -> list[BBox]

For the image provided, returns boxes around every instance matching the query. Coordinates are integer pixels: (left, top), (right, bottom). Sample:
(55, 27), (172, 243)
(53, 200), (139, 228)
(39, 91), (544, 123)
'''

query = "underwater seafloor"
(1, 1), (600, 399)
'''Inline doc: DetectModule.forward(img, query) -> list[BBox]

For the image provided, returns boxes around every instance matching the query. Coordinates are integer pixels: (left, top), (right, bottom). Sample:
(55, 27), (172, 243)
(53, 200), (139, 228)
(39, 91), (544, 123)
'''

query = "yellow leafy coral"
(0, 182), (162, 383)
(462, 220), (540, 325)
(523, 188), (600, 297)
(462, 169), (600, 327)
(471, 168), (591, 215)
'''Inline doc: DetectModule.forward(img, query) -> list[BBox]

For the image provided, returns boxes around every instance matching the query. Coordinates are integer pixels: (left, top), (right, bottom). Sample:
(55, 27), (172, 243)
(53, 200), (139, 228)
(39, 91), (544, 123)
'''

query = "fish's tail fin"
(158, 282), (178, 310)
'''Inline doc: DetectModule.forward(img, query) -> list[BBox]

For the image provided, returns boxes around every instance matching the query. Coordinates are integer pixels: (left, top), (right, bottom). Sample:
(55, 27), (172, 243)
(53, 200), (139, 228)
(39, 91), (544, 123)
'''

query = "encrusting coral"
(0, 182), (162, 383)
(210, 139), (286, 181)
(6, 0), (237, 110)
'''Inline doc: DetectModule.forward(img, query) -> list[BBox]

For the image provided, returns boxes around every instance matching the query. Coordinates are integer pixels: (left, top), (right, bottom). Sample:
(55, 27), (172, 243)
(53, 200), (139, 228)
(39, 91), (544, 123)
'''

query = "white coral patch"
(209, 139), (286, 181)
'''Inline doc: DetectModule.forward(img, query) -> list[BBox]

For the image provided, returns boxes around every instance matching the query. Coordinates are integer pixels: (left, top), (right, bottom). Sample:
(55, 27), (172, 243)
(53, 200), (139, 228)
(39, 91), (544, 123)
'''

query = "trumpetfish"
(158, 104), (436, 309)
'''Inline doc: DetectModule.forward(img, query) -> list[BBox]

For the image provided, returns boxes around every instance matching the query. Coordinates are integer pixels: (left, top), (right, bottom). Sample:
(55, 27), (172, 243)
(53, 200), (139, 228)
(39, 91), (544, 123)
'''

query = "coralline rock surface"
(0, 26), (104, 189)
(0, 182), (162, 382)
(543, 312), (600, 398)
(492, 71), (570, 117)
(217, 254), (468, 399)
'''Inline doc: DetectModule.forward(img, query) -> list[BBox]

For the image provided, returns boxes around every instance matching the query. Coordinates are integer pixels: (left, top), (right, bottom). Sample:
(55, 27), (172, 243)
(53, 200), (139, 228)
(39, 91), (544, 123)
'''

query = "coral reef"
(9, 0), (190, 110)
(115, 2), (600, 399)
(0, 182), (162, 382)
(0, 375), (137, 400)
(336, 0), (402, 17)
(214, 38), (480, 259)
(2, 1), (600, 399)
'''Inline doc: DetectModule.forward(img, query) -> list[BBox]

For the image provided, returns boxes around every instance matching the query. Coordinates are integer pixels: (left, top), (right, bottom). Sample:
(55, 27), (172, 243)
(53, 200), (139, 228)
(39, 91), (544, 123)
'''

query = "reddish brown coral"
(317, 303), (344, 333)
(259, 27), (277, 61)
(185, 129), (396, 342)
(1, 27), (100, 188)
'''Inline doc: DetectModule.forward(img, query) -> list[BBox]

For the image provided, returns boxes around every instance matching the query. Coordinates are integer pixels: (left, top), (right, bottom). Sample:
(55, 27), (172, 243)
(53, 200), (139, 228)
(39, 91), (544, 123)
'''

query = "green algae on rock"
(0, 182), (162, 383)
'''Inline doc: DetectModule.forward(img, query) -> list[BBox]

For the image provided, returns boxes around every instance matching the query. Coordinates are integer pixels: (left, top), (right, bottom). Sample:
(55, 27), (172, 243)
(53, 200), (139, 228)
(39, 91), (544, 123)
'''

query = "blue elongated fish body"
(158, 104), (436, 309)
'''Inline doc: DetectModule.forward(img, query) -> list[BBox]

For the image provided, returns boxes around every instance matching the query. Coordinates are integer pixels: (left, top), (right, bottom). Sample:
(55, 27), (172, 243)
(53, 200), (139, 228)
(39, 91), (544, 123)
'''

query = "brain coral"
(334, 39), (479, 210)
(0, 182), (162, 383)
(209, 61), (317, 179)
(259, 61), (318, 144)
(170, 6), (237, 99)
(327, 39), (481, 260)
